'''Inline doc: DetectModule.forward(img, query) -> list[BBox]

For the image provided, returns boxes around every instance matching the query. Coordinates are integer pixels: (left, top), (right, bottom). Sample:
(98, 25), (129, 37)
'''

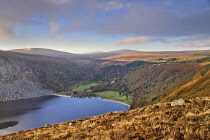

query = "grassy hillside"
(72, 83), (99, 91)
(1, 97), (209, 140)
(94, 91), (131, 105)
(161, 63), (210, 102)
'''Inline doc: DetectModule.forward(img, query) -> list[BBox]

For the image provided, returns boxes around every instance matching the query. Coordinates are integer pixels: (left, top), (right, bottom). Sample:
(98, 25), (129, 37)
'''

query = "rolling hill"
(9, 48), (77, 58)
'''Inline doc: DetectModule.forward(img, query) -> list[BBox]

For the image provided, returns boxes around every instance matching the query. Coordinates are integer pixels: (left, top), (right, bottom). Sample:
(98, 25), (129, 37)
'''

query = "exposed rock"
(69, 121), (77, 126)
(171, 98), (185, 106)
(82, 120), (88, 124)
(0, 57), (53, 101)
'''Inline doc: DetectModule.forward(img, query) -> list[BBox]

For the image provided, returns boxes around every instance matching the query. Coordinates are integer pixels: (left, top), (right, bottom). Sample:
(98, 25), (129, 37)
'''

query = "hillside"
(101, 50), (210, 62)
(0, 51), (97, 101)
(116, 63), (202, 108)
(0, 52), (53, 101)
(1, 97), (209, 140)
(161, 63), (210, 102)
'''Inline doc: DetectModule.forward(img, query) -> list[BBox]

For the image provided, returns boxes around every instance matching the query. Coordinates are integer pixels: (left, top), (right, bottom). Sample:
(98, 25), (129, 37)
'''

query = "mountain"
(1, 48), (210, 105)
(0, 51), (53, 101)
(0, 51), (98, 101)
(1, 97), (209, 139)
(9, 48), (139, 60)
(101, 50), (210, 62)
(9, 48), (77, 58)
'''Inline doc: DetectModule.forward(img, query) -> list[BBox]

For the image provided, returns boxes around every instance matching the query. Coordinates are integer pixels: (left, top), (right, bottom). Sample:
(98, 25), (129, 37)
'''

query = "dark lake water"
(0, 95), (129, 135)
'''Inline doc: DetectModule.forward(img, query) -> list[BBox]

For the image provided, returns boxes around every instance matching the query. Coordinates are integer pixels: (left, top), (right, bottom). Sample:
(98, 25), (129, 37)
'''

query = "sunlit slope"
(101, 50), (210, 62)
(161, 63), (210, 102)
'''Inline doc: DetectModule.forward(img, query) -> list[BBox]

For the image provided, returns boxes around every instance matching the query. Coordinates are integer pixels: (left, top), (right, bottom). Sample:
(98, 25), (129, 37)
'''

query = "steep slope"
(1, 97), (209, 140)
(119, 63), (201, 108)
(0, 51), (97, 101)
(0, 53), (53, 101)
(161, 63), (210, 102)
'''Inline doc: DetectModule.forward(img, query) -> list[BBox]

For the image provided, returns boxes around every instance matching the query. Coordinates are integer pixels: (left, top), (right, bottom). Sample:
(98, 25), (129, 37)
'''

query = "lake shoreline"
(54, 94), (130, 107)
(101, 98), (130, 107)
(0, 94), (129, 136)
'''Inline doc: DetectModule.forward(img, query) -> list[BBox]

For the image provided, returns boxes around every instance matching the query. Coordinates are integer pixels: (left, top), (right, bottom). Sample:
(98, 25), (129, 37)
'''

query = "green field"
(94, 91), (131, 105)
(72, 83), (99, 91)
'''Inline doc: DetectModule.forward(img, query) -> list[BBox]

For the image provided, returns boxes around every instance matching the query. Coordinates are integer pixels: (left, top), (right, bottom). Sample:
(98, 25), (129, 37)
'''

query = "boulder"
(69, 121), (77, 126)
(171, 98), (185, 106)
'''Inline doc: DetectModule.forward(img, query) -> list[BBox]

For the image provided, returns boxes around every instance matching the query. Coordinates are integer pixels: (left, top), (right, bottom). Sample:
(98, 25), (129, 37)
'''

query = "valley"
(0, 48), (209, 139)
(0, 48), (210, 106)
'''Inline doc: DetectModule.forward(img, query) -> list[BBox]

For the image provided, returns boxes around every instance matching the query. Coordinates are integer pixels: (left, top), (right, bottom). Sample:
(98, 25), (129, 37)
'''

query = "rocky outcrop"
(171, 98), (185, 106)
(0, 56), (53, 101)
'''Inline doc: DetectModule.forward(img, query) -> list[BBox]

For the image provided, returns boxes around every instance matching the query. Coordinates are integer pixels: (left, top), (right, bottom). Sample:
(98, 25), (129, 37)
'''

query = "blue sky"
(0, 0), (210, 53)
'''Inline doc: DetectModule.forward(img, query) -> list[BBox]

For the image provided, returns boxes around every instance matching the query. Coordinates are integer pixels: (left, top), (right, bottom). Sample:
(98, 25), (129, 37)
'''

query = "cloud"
(0, 0), (210, 39)
(99, 0), (128, 11)
(0, 26), (14, 39)
(181, 37), (210, 48)
(114, 36), (153, 45)
(103, 1), (210, 36)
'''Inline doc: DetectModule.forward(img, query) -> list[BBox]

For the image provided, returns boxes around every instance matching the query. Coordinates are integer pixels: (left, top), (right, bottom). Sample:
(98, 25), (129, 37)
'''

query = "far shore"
(54, 94), (130, 107)
(102, 98), (130, 107)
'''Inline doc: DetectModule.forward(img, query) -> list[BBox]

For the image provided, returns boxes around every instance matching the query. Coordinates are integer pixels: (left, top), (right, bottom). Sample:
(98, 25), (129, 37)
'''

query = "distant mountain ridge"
(102, 50), (210, 62)
(9, 48), (77, 58)
(9, 48), (140, 60)
(81, 49), (139, 59)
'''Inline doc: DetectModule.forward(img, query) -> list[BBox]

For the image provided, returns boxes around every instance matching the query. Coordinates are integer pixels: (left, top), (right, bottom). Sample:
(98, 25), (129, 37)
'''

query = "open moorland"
(101, 50), (210, 62)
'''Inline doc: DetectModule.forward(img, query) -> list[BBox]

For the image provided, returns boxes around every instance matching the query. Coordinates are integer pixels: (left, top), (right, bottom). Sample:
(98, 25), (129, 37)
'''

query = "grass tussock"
(0, 97), (209, 140)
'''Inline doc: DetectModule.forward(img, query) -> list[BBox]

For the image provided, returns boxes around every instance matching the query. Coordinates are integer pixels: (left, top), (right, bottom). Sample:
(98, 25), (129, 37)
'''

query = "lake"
(0, 95), (129, 135)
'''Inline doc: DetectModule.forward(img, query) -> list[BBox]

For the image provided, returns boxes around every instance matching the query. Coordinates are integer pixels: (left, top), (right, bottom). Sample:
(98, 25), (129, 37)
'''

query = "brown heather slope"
(101, 50), (210, 62)
(161, 63), (210, 102)
(1, 97), (209, 140)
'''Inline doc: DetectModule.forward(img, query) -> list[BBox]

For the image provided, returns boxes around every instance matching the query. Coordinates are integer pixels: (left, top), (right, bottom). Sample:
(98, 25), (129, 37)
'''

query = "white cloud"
(181, 37), (210, 48)
(114, 36), (153, 45)
(100, 1), (127, 11)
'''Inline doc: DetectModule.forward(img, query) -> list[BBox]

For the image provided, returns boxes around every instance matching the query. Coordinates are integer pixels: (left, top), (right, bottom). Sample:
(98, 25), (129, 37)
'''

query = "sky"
(0, 0), (210, 53)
